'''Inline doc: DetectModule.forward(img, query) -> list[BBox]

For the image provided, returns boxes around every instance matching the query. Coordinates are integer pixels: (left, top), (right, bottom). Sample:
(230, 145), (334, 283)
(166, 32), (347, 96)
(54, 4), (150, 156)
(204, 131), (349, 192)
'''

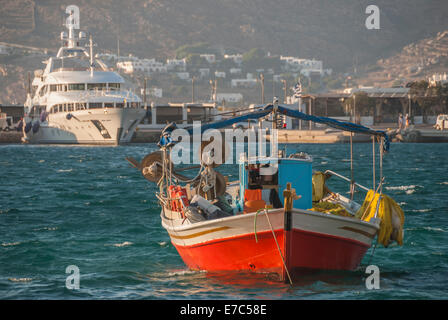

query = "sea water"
(0, 143), (447, 299)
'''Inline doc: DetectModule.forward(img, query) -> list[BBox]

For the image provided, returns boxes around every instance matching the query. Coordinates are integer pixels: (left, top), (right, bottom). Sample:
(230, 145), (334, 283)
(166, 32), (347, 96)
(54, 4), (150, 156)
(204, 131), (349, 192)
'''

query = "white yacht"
(22, 14), (145, 145)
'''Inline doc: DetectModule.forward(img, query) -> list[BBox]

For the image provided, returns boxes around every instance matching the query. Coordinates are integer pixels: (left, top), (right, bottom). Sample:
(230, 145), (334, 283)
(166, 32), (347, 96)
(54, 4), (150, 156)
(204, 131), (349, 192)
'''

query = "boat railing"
(324, 170), (370, 192)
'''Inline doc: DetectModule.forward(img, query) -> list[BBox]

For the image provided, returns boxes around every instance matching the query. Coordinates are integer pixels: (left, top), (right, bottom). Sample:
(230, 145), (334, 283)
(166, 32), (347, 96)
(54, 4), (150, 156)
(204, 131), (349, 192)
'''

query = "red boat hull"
(164, 208), (377, 280)
(173, 228), (370, 277)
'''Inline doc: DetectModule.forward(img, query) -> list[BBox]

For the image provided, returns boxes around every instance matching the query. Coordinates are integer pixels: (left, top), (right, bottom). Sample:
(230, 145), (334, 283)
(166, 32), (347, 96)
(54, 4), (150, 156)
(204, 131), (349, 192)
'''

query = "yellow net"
(310, 201), (352, 217)
(356, 190), (405, 247)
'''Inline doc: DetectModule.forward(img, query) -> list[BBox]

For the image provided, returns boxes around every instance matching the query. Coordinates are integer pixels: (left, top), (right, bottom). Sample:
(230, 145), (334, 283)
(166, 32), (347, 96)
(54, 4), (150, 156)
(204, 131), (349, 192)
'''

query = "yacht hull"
(22, 108), (145, 145)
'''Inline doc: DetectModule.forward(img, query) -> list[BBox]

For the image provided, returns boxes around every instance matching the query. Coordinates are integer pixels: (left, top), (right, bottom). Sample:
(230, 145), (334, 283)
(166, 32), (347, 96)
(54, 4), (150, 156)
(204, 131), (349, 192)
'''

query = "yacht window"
(50, 85), (58, 92)
(104, 103), (114, 108)
(108, 83), (120, 90)
(67, 103), (74, 112)
(58, 84), (68, 92)
(76, 103), (86, 110)
(89, 102), (103, 109)
(116, 103), (124, 108)
(68, 83), (85, 91)
(87, 83), (107, 90)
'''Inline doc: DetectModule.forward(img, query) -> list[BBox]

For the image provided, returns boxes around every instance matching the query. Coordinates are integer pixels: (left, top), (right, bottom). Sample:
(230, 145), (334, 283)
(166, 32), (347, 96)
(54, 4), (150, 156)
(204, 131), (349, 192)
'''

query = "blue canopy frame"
(184, 103), (390, 151)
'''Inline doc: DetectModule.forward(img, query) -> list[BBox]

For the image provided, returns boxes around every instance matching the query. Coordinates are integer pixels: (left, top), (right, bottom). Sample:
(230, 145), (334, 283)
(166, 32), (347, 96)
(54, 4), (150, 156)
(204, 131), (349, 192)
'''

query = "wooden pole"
(282, 183), (293, 284)
(260, 73), (265, 104)
(350, 132), (354, 200)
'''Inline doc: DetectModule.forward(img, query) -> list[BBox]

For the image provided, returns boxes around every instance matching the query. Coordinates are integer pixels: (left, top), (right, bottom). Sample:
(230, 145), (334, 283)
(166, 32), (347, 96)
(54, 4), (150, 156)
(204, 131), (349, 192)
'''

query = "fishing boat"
(129, 101), (405, 283)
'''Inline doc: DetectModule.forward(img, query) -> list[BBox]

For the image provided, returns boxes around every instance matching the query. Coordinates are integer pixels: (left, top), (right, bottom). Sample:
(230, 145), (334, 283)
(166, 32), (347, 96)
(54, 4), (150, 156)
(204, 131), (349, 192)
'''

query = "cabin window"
(187, 106), (211, 123)
(156, 106), (183, 124)
(68, 83), (85, 91)
(104, 103), (114, 108)
(108, 83), (120, 90)
(67, 103), (74, 112)
(87, 83), (107, 91)
(50, 85), (58, 92)
(247, 163), (279, 189)
(89, 102), (103, 109)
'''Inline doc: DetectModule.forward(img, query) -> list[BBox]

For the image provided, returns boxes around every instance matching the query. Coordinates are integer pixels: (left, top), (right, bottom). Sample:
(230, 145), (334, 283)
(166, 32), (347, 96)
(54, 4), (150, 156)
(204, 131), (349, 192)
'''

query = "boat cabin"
(238, 155), (312, 213)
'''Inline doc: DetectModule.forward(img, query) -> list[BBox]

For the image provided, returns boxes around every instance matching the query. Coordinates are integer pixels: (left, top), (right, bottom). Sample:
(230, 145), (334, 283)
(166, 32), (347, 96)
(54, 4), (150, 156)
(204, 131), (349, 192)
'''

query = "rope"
(350, 132), (354, 200)
(254, 208), (293, 285)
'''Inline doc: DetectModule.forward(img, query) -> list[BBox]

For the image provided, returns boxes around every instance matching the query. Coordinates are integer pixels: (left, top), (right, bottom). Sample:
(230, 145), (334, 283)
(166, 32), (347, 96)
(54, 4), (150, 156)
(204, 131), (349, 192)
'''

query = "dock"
(388, 127), (448, 143)
(3, 126), (448, 145)
(0, 131), (22, 144)
(273, 129), (371, 144)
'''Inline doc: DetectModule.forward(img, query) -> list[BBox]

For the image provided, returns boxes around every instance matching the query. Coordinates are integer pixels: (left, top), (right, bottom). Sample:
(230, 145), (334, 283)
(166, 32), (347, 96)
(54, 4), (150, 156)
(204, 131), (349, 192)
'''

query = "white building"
(141, 87), (163, 98)
(280, 56), (325, 76)
(216, 93), (243, 103)
(176, 72), (190, 80)
(116, 58), (167, 74)
(429, 73), (448, 86)
(215, 71), (226, 78)
(200, 54), (216, 64)
(231, 78), (257, 88)
(198, 68), (210, 79)
(343, 86), (410, 95)
(166, 58), (187, 71)
(224, 54), (243, 65)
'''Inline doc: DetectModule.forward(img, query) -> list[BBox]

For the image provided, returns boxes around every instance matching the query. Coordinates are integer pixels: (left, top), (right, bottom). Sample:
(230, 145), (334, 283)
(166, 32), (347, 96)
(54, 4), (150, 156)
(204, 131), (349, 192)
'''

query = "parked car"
(434, 114), (448, 130)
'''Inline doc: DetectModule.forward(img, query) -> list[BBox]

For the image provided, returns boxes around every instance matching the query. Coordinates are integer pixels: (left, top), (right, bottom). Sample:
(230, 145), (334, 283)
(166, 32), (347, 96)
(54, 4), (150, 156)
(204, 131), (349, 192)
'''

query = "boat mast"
(67, 11), (76, 48)
(89, 35), (94, 77)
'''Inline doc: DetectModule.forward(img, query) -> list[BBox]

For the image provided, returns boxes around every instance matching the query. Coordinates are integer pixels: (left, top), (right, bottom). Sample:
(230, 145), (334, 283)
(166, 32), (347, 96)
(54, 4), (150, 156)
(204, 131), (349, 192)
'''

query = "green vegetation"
(409, 80), (448, 116)
(175, 42), (212, 59)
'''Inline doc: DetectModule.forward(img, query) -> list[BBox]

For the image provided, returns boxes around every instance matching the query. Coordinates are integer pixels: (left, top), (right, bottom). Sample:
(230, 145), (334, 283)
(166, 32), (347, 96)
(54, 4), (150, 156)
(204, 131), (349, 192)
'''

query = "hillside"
(357, 30), (448, 87)
(2, 0), (448, 67)
(1, 0), (448, 104)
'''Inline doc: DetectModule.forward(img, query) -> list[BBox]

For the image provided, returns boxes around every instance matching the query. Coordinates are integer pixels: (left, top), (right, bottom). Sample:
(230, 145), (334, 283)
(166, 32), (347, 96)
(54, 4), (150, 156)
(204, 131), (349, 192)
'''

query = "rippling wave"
(1, 143), (447, 299)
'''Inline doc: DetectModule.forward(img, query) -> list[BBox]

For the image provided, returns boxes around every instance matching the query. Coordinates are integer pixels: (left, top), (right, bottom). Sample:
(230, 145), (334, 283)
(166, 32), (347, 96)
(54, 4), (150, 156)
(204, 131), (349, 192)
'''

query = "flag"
(293, 80), (302, 98)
